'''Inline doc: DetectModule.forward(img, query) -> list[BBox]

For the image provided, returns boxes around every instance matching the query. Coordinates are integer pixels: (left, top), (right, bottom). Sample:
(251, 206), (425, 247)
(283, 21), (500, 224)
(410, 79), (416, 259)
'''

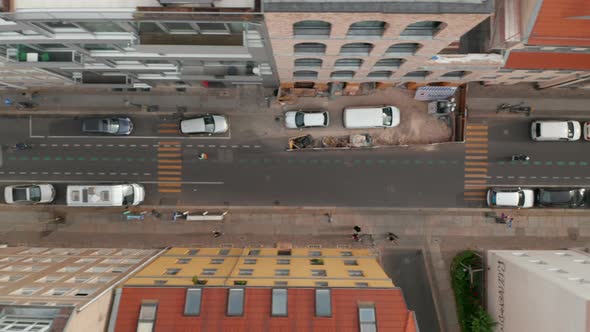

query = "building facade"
(0, 0), (277, 89)
(111, 246), (417, 331)
(487, 249), (590, 332)
(0, 246), (159, 332)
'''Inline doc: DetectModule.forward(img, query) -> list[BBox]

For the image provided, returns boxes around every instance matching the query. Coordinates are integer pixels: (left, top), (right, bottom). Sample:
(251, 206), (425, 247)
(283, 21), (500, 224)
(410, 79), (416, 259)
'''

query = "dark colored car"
(536, 188), (586, 208)
(82, 117), (133, 135)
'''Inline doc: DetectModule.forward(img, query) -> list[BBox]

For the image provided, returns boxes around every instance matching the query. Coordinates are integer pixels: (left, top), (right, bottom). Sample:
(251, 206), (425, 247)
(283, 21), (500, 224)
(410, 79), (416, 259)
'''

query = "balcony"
(6, 48), (82, 68)
(136, 33), (245, 54)
(424, 54), (503, 70)
(77, 72), (131, 87)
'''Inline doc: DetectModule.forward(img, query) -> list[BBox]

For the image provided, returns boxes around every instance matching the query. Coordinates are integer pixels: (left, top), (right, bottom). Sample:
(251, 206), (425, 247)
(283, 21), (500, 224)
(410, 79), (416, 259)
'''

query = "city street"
(0, 84), (590, 208)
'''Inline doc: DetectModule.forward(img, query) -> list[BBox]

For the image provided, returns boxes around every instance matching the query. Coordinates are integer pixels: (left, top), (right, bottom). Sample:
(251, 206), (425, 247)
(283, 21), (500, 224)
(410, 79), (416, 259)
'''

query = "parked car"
(536, 188), (585, 208)
(285, 110), (329, 129)
(4, 184), (55, 204)
(583, 122), (590, 141)
(486, 188), (535, 208)
(343, 106), (400, 129)
(180, 115), (228, 134)
(530, 120), (580, 141)
(82, 117), (133, 135)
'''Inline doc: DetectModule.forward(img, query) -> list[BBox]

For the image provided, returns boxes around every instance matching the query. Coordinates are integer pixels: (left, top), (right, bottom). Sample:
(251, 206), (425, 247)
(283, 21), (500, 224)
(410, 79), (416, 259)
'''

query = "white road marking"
(198, 145), (205, 148)
(30, 172), (37, 175)
(242, 145), (250, 148)
(0, 179), (223, 185)
(99, 172), (105, 175)
(96, 144), (102, 147)
(132, 173), (139, 176)
(62, 144), (69, 147)
(143, 173), (151, 176)
(87, 172), (94, 175)
(8, 172), (15, 175)
(42, 172), (48, 175)
(130, 144), (136, 147)
(53, 172), (61, 175)
(40, 144), (47, 147)
(254, 145), (261, 148)
(141, 144), (149, 147)
(75, 172), (82, 175)
(19, 172), (26, 175)
(118, 144), (126, 147)
(232, 145), (239, 148)
(64, 172), (71, 175)
(74, 144), (80, 147)
(84, 144), (92, 147)
(51, 144), (58, 147)
(208, 145), (216, 148)
(45, 135), (231, 140)
(186, 145), (193, 148)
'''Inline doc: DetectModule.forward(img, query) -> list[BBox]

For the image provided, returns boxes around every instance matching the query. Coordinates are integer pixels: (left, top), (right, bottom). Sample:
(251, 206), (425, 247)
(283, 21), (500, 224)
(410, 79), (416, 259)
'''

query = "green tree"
(469, 307), (497, 332)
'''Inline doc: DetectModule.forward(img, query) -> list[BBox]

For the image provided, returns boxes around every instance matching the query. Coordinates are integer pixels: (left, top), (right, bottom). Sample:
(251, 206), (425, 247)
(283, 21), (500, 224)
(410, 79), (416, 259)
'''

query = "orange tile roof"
(505, 51), (590, 70)
(115, 287), (417, 332)
(528, 0), (590, 46)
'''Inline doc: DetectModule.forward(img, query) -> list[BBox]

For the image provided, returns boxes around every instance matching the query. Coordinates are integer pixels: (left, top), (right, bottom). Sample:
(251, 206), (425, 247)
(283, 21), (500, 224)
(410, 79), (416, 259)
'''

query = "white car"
(486, 188), (535, 208)
(584, 122), (590, 141)
(530, 120), (581, 141)
(4, 184), (55, 204)
(285, 111), (329, 129)
(180, 115), (228, 134)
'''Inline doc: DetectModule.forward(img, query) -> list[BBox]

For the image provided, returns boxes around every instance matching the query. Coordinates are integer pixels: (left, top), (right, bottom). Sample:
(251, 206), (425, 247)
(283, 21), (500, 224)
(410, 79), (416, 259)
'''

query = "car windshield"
(121, 185), (135, 205)
(29, 186), (41, 201)
(568, 122), (574, 138)
(535, 123), (541, 137)
(203, 116), (215, 133)
(295, 112), (305, 127)
(517, 191), (525, 206)
(383, 107), (393, 126)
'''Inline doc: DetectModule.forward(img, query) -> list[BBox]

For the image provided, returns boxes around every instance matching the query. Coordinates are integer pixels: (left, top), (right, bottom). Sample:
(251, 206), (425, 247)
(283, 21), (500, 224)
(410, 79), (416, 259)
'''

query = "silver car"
(4, 184), (55, 204)
(82, 117), (134, 135)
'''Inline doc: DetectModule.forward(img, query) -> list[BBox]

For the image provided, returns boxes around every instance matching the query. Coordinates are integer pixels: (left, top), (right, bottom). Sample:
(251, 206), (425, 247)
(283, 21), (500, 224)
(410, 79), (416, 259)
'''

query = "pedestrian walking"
(212, 231), (223, 238)
(325, 213), (334, 223)
(353, 225), (362, 233)
(352, 233), (360, 242)
(507, 218), (513, 229)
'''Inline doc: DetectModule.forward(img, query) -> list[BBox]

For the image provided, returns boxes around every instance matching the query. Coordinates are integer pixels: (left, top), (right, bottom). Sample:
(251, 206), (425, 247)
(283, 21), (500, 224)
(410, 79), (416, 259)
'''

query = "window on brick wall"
(367, 71), (392, 78)
(404, 71), (431, 78)
(340, 43), (374, 56)
(347, 21), (386, 38)
(331, 71), (355, 79)
(400, 21), (443, 37)
(334, 58), (363, 69)
(386, 43), (421, 55)
(294, 43), (327, 55)
(293, 20), (331, 37)
(374, 58), (405, 69)
(294, 70), (318, 79)
(294, 58), (323, 68)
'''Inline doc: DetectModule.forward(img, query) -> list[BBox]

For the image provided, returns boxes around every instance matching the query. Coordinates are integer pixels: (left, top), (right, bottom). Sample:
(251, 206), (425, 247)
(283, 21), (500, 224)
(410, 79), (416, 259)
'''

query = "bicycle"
(496, 102), (534, 116)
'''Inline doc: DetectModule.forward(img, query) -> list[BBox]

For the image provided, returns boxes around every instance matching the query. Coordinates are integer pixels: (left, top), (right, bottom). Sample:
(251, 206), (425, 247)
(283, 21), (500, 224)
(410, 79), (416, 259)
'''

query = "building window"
(498, 69), (513, 73)
(311, 269), (327, 277)
(340, 43), (374, 56)
(74, 288), (95, 297)
(165, 268), (181, 275)
(187, 249), (200, 255)
(404, 71), (431, 78)
(480, 76), (499, 79)
(219, 249), (230, 256)
(46, 288), (71, 296)
(368, 71), (392, 78)
(293, 70), (318, 79)
(348, 270), (364, 277)
(340, 251), (353, 257)
(201, 268), (217, 276)
(294, 58), (323, 68)
(198, 23), (230, 34)
(344, 260), (358, 266)
(277, 249), (292, 256)
(248, 250), (261, 256)
(137, 302), (158, 332)
(75, 258), (97, 264)
(386, 43), (421, 55)
(277, 259), (291, 265)
(315, 289), (332, 317)
(347, 21), (386, 38)
(400, 21), (443, 37)
(359, 304), (377, 332)
(243, 258), (257, 265)
(509, 76), (527, 80)
(94, 276), (115, 284)
(374, 58), (405, 69)
(271, 289), (288, 316)
(37, 275), (62, 283)
(275, 269), (290, 276)
(441, 71), (470, 78)
(154, 280), (167, 285)
(110, 266), (131, 274)
(177, 258), (191, 264)
(59, 266), (82, 273)
(11, 287), (40, 295)
(227, 288), (245, 316)
(293, 20), (331, 37)
(526, 70), (544, 73)
(210, 258), (225, 265)
(331, 71), (355, 79)
(275, 281), (288, 286)
(78, 22), (126, 33)
(239, 269), (253, 276)
(334, 58), (363, 69)
(294, 43), (327, 55)
(538, 76), (556, 80)
(184, 288), (202, 316)
(355, 282), (369, 287)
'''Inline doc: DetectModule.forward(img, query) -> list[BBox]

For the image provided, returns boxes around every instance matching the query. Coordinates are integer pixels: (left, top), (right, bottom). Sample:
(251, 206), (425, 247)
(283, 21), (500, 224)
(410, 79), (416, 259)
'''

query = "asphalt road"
(2, 113), (590, 208)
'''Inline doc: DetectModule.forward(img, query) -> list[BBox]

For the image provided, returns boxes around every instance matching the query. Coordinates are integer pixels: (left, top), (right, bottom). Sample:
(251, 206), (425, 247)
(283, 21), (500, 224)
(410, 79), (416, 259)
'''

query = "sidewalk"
(0, 207), (588, 332)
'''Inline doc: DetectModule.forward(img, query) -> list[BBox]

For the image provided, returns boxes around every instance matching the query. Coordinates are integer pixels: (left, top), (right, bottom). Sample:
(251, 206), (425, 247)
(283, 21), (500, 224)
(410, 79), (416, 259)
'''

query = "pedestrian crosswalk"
(463, 124), (488, 202)
(157, 141), (182, 194)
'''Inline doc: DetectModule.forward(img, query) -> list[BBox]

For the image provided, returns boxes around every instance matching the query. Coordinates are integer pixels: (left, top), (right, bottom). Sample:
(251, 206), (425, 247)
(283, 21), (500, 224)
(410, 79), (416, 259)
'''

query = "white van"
(66, 183), (145, 207)
(530, 120), (581, 141)
(343, 106), (400, 129)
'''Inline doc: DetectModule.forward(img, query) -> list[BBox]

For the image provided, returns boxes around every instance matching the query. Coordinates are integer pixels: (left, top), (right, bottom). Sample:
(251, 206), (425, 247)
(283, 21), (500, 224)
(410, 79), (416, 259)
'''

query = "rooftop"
(527, 0), (590, 47)
(114, 287), (417, 332)
(505, 51), (590, 71)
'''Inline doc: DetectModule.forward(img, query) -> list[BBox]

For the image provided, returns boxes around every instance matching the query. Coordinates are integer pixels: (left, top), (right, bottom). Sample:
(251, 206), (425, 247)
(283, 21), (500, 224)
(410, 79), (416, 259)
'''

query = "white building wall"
(487, 250), (590, 332)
